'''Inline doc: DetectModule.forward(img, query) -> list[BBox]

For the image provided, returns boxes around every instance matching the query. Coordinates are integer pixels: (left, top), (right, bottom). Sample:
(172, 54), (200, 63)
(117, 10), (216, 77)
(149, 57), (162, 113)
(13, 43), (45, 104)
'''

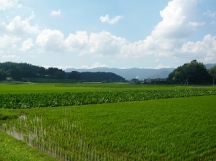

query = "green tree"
(66, 71), (81, 80)
(208, 65), (216, 85)
(10, 68), (22, 80)
(167, 60), (210, 84)
(0, 69), (8, 80)
(54, 71), (65, 79)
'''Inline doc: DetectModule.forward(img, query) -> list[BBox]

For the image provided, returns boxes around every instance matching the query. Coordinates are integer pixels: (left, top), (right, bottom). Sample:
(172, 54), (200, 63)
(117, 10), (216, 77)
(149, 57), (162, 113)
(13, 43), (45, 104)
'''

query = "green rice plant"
(1, 95), (216, 160)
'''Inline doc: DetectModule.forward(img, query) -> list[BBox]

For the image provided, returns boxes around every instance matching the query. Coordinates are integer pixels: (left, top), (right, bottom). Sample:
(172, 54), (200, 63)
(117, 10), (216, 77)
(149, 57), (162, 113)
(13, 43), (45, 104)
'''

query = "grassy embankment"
(0, 130), (59, 161)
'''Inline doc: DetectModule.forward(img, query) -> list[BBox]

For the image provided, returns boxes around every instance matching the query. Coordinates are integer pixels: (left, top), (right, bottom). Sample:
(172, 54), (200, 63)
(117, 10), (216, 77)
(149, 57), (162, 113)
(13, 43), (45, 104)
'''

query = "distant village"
(131, 78), (167, 84)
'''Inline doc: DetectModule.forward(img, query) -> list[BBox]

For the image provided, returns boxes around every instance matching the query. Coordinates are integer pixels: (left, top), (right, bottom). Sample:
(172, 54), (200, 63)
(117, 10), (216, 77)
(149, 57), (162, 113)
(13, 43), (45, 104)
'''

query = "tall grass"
(0, 130), (58, 161)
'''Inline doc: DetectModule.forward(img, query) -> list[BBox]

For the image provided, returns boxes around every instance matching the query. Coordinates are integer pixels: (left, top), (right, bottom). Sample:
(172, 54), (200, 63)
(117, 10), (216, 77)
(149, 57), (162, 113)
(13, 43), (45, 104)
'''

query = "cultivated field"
(0, 83), (216, 160)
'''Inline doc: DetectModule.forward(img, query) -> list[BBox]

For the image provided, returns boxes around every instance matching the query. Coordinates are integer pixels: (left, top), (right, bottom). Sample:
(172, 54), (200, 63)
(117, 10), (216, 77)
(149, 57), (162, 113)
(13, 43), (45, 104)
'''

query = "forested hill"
(80, 72), (125, 82)
(0, 62), (125, 82)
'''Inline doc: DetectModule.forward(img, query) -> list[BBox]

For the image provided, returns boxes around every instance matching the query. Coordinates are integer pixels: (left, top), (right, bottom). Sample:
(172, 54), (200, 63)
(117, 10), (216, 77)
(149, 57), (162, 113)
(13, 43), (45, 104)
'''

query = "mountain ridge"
(65, 63), (216, 81)
(65, 67), (175, 80)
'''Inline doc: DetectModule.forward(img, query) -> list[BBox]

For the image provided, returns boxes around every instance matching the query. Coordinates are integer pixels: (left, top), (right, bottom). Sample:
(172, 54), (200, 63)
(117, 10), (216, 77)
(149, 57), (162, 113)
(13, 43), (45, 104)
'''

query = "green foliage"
(0, 130), (59, 161)
(66, 71), (81, 80)
(1, 88), (216, 109)
(80, 71), (125, 82)
(168, 60), (211, 84)
(0, 68), (8, 81)
(0, 62), (125, 82)
(1, 83), (216, 160)
(0, 83), (190, 95)
(1, 96), (216, 160)
(208, 65), (216, 78)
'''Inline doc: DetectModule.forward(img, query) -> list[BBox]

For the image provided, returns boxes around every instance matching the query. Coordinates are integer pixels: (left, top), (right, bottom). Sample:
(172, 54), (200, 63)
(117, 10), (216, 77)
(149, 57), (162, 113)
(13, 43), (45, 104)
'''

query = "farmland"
(0, 83), (216, 160)
(0, 83), (186, 94)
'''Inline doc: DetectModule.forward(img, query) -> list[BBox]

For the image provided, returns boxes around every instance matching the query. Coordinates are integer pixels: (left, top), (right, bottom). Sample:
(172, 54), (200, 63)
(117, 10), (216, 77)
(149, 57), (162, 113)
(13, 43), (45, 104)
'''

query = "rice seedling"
(1, 95), (216, 160)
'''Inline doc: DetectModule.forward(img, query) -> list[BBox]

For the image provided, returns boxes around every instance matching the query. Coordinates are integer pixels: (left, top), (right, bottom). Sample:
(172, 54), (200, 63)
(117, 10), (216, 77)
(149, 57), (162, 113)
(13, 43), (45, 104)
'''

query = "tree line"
(167, 60), (216, 85)
(1, 61), (216, 84)
(0, 62), (125, 82)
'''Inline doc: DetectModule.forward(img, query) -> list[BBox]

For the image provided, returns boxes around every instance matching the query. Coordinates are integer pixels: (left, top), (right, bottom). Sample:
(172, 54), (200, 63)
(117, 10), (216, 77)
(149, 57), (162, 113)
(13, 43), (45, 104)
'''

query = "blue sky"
(0, 0), (216, 69)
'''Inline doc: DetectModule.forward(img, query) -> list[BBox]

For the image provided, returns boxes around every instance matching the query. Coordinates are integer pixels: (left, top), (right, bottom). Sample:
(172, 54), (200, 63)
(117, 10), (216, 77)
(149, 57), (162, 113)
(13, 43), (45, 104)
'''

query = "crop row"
(2, 95), (216, 160)
(2, 116), (120, 161)
(0, 88), (216, 109)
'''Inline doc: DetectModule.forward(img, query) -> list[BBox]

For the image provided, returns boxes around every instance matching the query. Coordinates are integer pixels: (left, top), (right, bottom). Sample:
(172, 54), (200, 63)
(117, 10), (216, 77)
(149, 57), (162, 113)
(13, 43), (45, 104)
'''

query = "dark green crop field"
(0, 83), (216, 160)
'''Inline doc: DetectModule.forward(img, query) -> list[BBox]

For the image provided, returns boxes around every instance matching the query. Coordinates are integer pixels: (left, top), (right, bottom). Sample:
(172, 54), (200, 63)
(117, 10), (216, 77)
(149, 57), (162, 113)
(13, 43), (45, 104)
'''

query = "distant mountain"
(80, 72), (125, 82)
(205, 63), (216, 69)
(66, 63), (216, 81)
(65, 67), (175, 80)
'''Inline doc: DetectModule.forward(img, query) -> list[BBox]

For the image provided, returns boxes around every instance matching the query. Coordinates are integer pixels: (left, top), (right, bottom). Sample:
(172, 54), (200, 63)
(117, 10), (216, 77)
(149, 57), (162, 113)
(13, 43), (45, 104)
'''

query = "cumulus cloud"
(50, 9), (61, 16)
(65, 31), (88, 52)
(0, 0), (22, 10)
(36, 30), (127, 55)
(1, 13), (40, 35)
(151, 0), (198, 39)
(100, 14), (123, 24)
(21, 38), (34, 51)
(0, 35), (20, 52)
(34, 0), (215, 65)
(180, 34), (216, 61)
(89, 31), (127, 56)
(36, 29), (65, 52)
(119, 0), (205, 58)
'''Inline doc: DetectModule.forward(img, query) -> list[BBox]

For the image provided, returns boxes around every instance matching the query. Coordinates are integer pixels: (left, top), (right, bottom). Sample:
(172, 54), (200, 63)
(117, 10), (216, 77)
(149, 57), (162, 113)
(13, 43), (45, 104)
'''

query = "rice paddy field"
(0, 83), (216, 161)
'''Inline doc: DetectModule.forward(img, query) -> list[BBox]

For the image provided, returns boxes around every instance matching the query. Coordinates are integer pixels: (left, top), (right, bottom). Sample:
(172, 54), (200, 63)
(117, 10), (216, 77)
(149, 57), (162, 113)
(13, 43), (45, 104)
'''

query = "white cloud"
(81, 62), (107, 69)
(65, 31), (88, 52)
(181, 34), (216, 61)
(50, 9), (61, 16)
(21, 38), (34, 51)
(188, 21), (205, 27)
(36, 30), (127, 56)
(2, 54), (20, 60)
(151, 0), (197, 39)
(118, 0), (202, 58)
(36, 29), (65, 52)
(0, 0), (22, 10)
(33, 0), (215, 65)
(204, 10), (216, 18)
(89, 31), (127, 56)
(100, 14), (123, 24)
(1, 13), (40, 35)
(42, 65), (75, 70)
(0, 35), (20, 52)
(154, 64), (171, 69)
(44, 63), (107, 70)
